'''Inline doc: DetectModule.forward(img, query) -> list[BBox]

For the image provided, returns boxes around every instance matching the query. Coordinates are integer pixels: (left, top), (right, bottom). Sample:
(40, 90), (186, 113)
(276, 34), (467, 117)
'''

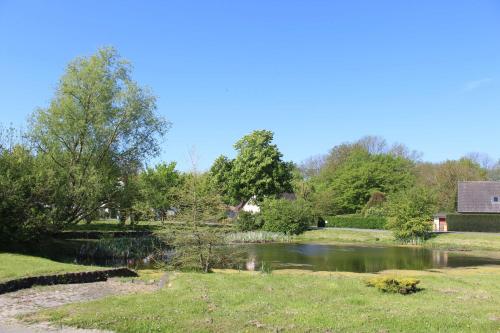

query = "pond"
(240, 243), (500, 273)
(4, 239), (499, 273)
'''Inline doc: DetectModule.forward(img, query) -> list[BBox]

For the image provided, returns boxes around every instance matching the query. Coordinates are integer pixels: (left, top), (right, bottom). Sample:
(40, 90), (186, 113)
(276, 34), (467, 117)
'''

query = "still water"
(240, 243), (500, 273)
(4, 239), (499, 273)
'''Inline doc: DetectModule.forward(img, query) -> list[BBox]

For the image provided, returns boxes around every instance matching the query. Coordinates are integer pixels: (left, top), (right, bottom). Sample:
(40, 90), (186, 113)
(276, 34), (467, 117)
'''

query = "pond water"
(4, 239), (499, 273)
(239, 243), (500, 273)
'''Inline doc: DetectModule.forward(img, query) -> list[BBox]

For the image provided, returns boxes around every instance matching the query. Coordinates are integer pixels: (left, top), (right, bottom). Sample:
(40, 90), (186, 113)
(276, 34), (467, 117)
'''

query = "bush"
(235, 211), (263, 231)
(365, 276), (420, 294)
(447, 213), (500, 232)
(326, 215), (387, 229)
(261, 198), (313, 235)
(385, 187), (436, 244)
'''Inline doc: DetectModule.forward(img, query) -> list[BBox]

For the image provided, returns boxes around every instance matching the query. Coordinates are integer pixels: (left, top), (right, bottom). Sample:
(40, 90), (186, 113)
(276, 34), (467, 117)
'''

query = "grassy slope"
(0, 253), (100, 282)
(28, 267), (500, 333)
(295, 228), (500, 251)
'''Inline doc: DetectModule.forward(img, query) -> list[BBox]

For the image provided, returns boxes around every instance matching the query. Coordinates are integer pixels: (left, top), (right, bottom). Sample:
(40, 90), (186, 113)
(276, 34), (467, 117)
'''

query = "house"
(227, 193), (297, 218)
(433, 181), (500, 232)
(457, 181), (500, 214)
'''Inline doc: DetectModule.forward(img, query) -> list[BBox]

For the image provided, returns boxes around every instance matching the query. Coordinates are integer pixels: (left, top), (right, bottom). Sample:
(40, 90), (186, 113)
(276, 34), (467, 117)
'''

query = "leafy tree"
(162, 155), (238, 273)
(28, 47), (169, 225)
(0, 145), (52, 241)
(209, 130), (293, 205)
(386, 186), (437, 243)
(315, 148), (415, 214)
(135, 162), (180, 221)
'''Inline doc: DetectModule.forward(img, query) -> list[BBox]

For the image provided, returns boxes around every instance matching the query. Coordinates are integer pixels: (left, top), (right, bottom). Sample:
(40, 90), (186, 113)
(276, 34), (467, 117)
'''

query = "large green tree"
(135, 162), (180, 221)
(209, 130), (293, 205)
(29, 47), (169, 225)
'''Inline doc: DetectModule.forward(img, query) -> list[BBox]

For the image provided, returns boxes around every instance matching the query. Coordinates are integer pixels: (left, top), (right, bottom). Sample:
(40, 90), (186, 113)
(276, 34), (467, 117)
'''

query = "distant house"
(433, 181), (500, 232)
(227, 193), (296, 218)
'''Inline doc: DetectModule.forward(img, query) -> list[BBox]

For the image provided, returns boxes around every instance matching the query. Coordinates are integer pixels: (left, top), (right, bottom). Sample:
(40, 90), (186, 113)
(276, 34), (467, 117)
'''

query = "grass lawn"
(0, 253), (101, 282)
(26, 266), (500, 332)
(295, 228), (500, 252)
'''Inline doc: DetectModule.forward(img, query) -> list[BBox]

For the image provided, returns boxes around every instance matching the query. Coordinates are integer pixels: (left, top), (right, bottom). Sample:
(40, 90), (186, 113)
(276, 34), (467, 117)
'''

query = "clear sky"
(1, 1), (499, 170)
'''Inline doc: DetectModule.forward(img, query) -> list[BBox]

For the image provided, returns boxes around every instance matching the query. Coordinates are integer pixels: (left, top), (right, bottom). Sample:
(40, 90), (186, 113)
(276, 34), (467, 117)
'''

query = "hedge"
(325, 215), (387, 230)
(447, 213), (500, 232)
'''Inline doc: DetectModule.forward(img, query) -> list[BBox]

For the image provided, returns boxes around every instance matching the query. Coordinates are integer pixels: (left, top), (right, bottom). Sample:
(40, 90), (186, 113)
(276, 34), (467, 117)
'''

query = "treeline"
(1, 47), (497, 243)
(292, 136), (495, 241)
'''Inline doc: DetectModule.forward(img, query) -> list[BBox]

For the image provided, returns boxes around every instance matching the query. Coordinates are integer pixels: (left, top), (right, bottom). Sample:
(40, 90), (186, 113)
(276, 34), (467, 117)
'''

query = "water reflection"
(241, 243), (499, 273)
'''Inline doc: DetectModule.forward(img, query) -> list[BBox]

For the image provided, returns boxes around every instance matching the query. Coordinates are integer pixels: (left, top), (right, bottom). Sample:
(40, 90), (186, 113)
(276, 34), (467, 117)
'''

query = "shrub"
(365, 276), (420, 294)
(235, 211), (263, 231)
(261, 198), (313, 235)
(326, 215), (387, 229)
(385, 186), (437, 244)
(447, 213), (500, 232)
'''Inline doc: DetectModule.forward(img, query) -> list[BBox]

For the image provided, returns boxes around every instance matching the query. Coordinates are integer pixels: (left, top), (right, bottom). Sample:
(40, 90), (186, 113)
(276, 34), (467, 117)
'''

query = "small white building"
(433, 213), (447, 232)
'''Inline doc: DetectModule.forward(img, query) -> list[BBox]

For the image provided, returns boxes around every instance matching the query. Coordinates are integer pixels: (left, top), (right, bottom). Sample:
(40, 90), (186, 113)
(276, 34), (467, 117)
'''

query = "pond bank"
(295, 228), (500, 253)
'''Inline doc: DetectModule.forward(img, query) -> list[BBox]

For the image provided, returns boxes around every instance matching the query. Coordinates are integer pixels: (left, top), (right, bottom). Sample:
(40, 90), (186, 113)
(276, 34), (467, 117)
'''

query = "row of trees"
(1, 47), (497, 244)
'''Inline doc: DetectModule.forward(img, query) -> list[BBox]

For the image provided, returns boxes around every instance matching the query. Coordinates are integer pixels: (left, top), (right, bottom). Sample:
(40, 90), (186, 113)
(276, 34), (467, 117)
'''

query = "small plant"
(365, 276), (420, 294)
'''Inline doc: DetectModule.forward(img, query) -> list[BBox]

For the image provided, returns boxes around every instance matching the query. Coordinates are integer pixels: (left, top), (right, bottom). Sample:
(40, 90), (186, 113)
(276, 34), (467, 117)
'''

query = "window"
(493, 196), (499, 203)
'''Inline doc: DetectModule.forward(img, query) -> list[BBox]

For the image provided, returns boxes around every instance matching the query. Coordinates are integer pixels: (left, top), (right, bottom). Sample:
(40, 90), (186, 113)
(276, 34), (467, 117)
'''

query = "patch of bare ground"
(0, 278), (159, 333)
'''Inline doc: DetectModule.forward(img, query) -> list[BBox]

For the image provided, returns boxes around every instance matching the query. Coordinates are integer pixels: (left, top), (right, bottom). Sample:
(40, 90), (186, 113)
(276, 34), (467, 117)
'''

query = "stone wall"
(0, 268), (138, 294)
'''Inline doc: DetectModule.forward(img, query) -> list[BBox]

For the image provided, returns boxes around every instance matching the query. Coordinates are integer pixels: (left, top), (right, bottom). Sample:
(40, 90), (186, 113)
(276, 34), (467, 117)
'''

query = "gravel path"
(0, 279), (158, 333)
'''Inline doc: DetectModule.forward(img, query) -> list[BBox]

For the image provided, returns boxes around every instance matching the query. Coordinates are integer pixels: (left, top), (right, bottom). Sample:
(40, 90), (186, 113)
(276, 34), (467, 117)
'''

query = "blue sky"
(1, 1), (499, 170)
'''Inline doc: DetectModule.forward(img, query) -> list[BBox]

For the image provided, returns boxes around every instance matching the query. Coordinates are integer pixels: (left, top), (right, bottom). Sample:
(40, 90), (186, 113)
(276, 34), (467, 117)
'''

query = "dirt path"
(0, 279), (158, 333)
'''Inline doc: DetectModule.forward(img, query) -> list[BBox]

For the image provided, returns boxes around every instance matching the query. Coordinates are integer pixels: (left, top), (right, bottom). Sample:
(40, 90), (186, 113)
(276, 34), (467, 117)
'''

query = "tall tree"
(135, 162), (181, 221)
(209, 130), (293, 205)
(29, 47), (169, 224)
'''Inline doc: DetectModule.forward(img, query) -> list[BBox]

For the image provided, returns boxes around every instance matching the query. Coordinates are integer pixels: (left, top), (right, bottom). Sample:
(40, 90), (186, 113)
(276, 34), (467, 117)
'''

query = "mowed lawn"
(0, 253), (100, 282)
(295, 228), (500, 252)
(27, 267), (500, 333)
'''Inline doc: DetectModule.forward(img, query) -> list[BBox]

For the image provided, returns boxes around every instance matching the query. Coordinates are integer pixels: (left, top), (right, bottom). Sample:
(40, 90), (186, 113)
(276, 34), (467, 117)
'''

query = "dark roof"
(457, 181), (500, 213)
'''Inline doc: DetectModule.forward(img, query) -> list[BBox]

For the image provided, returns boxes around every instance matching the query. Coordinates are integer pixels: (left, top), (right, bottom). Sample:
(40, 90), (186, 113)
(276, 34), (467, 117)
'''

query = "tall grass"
(226, 231), (291, 243)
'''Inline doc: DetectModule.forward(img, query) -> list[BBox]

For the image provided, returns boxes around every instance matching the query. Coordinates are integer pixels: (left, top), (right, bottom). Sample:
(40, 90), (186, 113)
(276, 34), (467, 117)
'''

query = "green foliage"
(447, 214), (500, 232)
(163, 230), (240, 273)
(0, 145), (56, 241)
(261, 198), (313, 235)
(386, 187), (437, 243)
(365, 276), (420, 294)
(326, 215), (387, 229)
(415, 158), (487, 212)
(28, 47), (169, 225)
(235, 211), (263, 231)
(209, 130), (294, 205)
(134, 162), (180, 220)
(309, 141), (415, 216)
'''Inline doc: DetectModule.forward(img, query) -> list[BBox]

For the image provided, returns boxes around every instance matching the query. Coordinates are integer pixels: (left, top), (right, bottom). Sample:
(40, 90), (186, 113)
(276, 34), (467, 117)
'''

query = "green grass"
(26, 267), (500, 332)
(0, 253), (101, 282)
(295, 228), (500, 252)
